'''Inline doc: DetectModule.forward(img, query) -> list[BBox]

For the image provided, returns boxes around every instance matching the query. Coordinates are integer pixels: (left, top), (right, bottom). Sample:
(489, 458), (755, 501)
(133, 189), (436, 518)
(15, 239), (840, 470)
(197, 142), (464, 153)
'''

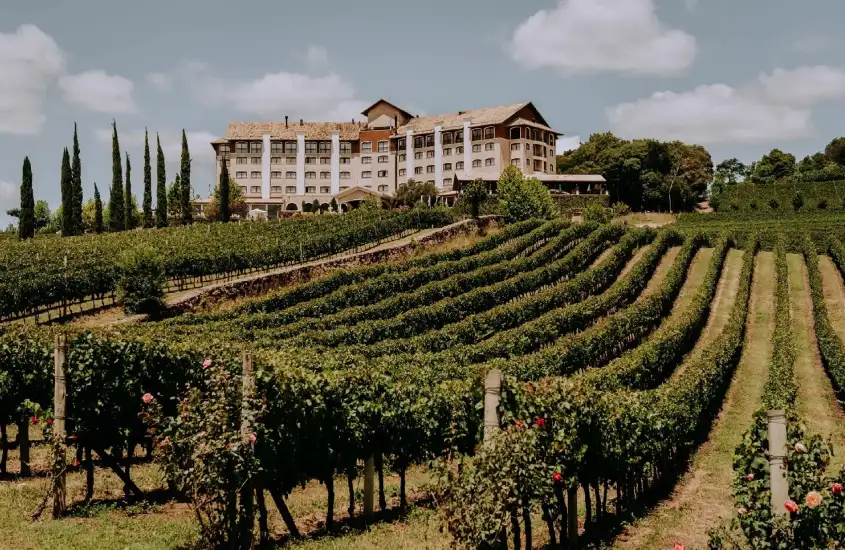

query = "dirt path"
(665, 247), (715, 315)
(613, 251), (774, 550)
(640, 247), (681, 298)
(789, 254), (845, 474)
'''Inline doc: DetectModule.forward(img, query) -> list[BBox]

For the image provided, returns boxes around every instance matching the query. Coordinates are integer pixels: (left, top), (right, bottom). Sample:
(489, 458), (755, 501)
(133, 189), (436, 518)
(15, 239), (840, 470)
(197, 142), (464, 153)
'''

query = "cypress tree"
(19, 157), (34, 240)
(71, 122), (83, 235)
(180, 130), (192, 225)
(61, 148), (73, 235)
(108, 120), (124, 232)
(155, 133), (167, 228)
(124, 153), (135, 230)
(93, 183), (104, 233)
(142, 129), (153, 228)
(219, 157), (230, 222)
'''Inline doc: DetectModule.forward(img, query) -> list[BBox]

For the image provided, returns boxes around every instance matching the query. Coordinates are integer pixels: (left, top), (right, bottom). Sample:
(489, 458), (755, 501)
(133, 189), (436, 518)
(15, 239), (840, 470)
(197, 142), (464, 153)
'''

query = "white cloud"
(0, 25), (66, 135)
(607, 84), (813, 144)
(509, 0), (696, 76)
(758, 66), (845, 105)
(305, 45), (329, 70)
(556, 135), (582, 154)
(59, 70), (137, 114)
(146, 72), (172, 91)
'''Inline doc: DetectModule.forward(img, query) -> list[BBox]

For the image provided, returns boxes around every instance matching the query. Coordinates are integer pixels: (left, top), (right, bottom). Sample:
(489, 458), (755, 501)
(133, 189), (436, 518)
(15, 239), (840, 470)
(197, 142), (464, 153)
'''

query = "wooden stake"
(52, 333), (68, 518)
(767, 410), (789, 516)
(483, 369), (502, 441)
(363, 456), (375, 518)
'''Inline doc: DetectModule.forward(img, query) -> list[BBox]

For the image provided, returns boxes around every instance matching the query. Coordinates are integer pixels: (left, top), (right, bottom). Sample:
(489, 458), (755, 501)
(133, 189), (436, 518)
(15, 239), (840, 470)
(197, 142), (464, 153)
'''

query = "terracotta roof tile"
(224, 121), (366, 141)
(395, 102), (531, 134)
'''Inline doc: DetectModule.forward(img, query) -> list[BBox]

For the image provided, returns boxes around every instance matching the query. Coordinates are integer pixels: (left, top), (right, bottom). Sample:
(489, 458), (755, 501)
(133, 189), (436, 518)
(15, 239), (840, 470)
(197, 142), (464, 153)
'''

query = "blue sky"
(2, 0), (845, 225)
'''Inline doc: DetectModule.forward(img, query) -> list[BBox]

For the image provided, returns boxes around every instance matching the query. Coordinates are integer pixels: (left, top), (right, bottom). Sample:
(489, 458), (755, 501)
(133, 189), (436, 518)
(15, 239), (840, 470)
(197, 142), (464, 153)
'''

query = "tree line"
(10, 122), (202, 240)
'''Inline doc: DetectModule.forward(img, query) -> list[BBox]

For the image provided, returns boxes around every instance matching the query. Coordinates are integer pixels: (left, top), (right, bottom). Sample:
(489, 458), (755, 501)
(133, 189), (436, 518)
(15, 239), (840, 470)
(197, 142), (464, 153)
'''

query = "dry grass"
(616, 213), (678, 227)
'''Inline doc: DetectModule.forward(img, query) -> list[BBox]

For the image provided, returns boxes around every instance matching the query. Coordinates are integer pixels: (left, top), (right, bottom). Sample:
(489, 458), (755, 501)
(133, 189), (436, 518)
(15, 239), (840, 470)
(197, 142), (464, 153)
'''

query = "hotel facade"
(205, 99), (604, 216)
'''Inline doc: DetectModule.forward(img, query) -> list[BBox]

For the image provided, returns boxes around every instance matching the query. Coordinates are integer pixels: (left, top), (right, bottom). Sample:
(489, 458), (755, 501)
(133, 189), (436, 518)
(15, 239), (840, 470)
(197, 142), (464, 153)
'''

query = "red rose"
(784, 500), (799, 513)
(45, 418), (53, 425)
(674, 543), (684, 550)
(552, 472), (562, 482)
(30, 417), (38, 425)
(72, 459), (80, 468)
(746, 473), (754, 481)
(69, 435), (77, 441)
(535, 418), (545, 429)
(832, 483), (843, 496)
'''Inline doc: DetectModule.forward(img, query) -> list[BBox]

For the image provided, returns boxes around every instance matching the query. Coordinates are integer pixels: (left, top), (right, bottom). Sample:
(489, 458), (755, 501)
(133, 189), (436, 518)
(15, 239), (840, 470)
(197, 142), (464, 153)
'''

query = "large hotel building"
(205, 99), (605, 216)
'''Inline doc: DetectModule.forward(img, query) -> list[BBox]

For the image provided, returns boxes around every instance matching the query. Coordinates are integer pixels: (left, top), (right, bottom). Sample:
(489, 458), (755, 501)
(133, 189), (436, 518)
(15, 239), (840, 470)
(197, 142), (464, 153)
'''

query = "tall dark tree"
(71, 122), (83, 235)
(19, 157), (34, 240)
(93, 183), (104, 234)
(180, 130), (192, 225)
(60, 148), (73, 235)
(219, 157), (230, 222)
(124, 153), (136, 230)
(108, 120), (125, 232)
(142, 129), (153, 227)
(155, 133), (167, 228)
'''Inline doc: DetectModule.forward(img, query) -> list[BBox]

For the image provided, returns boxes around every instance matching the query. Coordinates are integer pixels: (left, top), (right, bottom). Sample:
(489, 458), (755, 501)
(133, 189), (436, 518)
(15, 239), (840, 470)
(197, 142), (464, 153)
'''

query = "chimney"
(299, 119), (303, 126)
(285, 116), (288, 128)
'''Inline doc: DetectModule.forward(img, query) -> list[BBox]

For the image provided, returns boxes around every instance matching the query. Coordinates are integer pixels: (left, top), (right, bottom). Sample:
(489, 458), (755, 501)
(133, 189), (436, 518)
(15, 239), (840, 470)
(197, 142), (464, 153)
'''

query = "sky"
(2, 0), (845, 225)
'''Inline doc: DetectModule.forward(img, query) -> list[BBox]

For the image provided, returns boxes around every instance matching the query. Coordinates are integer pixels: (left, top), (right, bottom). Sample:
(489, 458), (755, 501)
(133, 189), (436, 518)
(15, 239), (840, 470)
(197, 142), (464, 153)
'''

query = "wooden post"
(52, 333), (68, 518)
(17, 419), (29, 476)
(363, 456), (375, 518)
(567, 487), (578, 547)
(483, 369), (502, 441)
(240, 352), (255, 547)
(767, 410), (789, 516)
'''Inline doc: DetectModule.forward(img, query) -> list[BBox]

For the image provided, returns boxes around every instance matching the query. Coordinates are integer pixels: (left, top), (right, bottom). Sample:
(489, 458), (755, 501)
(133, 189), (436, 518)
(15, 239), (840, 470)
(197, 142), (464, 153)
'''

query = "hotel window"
(455, 131), (464, 143)
(250, 171), (261, 179)
(361, 141), (372, 153)
(414, 167), (423, 175)
(443, 163), (452, 171)
(533, 129), (540, 141)
(511, 159), (520, 166)
(472, 159), (482, 168)
(456, 161), (464, 170)
(271, 156), (281, 164)
(426, 180), (434, 186)
(305, 142), (318, 154)
(414, 136), (424, 148)
(250, 186), (261, 193)
(377, 170), (388, 177)
(378, 155), (388, 163)
(548, 134), (555, 146)
(318, 142), (331, 154)
(236, 171), (247, 178)
(284, 142), (297, 154)
(414, 151), (423, 160)
(484, 127), (494, 140)
(286, 186), (296, 193)
(443, 148), (451, 156)
(456, 146), (464, 154)
(250, 142), (262, 153)
(442, 132), (453, 145)
(485, 143), (495, 151)
(426, 135), (435, 147)
(485, 158), (495, 167)
(510, 127), (521, 139)
(306, 186), (316, 193)
(320, 157), (331, 164)
(378, 140), (389, 152)
(219, 144), (230, 153)
(340, 142), (352, 154)
(286, 157), (296, 164)
(271, 142), (283, 153)
(320, 171), (330, 179)
(251, 157), (261, 164)
(271, 186), (282, 193)
(285, 171), (296, 179)
(362, 171), (372, 178)
(426, 150), (435, 159)
(398, 153), (406, 162)
(340, 171), (351, 179)
(236, 157), (247, 164)
(443, 178), (453, 187)
(399, 168), (406, 176)
(511, 143), (521, 151)
(340, 157), (351, 164)
(271, 171), (282, 179)
(236, 142), (248, 153)
(526, 159), (531, 166)
(378, 185), (388, 192)
(362, 156), (372, 164)
(320, 186), (330, 193)
(471, 128), (482, 141)
(397, 138), (406, 149)
(305, 171), (316, 179)
(240, 186), (247, 193)
(472, 144), (481, 153)
(305, 157), (315, 164)
(426, 165), (435, 173)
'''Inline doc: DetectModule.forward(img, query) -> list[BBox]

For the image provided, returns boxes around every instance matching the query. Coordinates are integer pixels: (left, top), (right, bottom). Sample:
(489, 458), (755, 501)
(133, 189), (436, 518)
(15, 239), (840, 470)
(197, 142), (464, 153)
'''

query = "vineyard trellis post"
(483, 369), (502, 441)
(767, 410), (789, 516)
(52, 333), (68, 518)
(363, 456), (375, 518)
(240, 351), (256, 546)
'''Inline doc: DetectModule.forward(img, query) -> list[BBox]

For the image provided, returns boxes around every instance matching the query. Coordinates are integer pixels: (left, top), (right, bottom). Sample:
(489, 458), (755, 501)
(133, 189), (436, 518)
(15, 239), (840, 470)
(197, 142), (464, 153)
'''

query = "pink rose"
(784, 500), (799, 513)
(203, 359), (212, 368)
(746, 473), (754, 481)
(794, 442), (807, 453)
(737, 507), (747, 516)
(805, 491), (822, 508)
(142, 393), (154, 404)
(72, 459), (80, 468)
(248, 433), (257, 444)
(674, 543), (684, 550)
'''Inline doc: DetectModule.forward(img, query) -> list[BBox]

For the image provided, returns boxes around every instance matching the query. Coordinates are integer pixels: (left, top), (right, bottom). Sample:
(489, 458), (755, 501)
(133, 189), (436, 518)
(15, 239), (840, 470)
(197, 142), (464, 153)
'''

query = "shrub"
(793, 192), (804, 211)
(730, 201), (740, 211)
(611, 201), (631, 217)
(498, 166), (557, 222)
(461, 178), (488, 219)
(749, 200), (758, 210)
(769, 197), (780, 210)
(818, 198), (828, 210)
(583, 202), (613, 223)
(394, 180), (437, 209)
(116, 246), (165, 314)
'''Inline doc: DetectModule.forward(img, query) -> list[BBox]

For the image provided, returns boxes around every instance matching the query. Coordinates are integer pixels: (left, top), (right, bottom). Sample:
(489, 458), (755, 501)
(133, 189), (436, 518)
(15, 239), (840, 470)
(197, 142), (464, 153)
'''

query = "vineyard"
(2, 214), (845, 549)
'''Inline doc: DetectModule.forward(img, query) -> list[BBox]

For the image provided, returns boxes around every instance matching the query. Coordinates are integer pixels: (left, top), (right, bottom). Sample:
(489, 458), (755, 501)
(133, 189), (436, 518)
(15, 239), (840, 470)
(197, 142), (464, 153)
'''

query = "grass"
(612, 251), (774, 550)
(615, 213), (678, 227)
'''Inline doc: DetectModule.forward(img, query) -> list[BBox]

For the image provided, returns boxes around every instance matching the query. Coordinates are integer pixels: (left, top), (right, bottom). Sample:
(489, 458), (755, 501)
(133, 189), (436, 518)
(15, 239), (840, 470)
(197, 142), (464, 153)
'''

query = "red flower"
(784, 500), (799, 513)
(832, 483), (843, 496)
(674, 543), (684, 550)
(45, 418), (53, 425)
(202, 359), (212, 368)
(248, 433), (257, 444)
(30, 417), (38, 425)
(72, 459), (80, 468)
(535, 418), (545, 429)
(552, 472), (562, 482)
(69, 435), (77, 441)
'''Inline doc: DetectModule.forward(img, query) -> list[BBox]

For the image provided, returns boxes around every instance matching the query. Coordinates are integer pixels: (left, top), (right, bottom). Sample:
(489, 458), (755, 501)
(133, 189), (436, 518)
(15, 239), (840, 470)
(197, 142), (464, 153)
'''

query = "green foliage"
(93, 184), (104, 233)
(761, 238), (797, 409)
(311, 198), (320, 213)
(460, 178), (488, 218)
(124, 153), (137, 230)
(824, 136), (845, 166)
(180, 130), (192, 225)
(582, 202), (612, 223)
(61, 148), (73, 236)
(792, 192), (804, 211)
(748, 149), (796, 184)
(156, 133), (168, 228)
(116, 246), (166, 314)
(206, 177), (245, 221)
(497, 165), (557, 222)
(19, 157), (34, 240)
(393, 179), (437, 208)
(330, 197), (338, 213)
(71, 123), (83, 236)
(611, 201), (631, 217)
(218, 156), (230, 222)
(142, 129), (153, 228)
(167, 175), (182, 221)
(109, 120), (125, 232)
(716, 181), (845, 212)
